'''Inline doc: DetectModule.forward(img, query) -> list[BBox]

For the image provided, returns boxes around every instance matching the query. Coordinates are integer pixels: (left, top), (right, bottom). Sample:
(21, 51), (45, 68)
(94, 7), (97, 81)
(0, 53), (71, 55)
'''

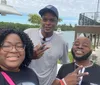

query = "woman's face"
(0, 33), (25, 71)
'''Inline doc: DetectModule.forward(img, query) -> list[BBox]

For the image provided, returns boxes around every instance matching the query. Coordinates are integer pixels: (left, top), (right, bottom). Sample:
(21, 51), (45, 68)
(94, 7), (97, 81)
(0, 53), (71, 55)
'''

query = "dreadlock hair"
(0, 28), (34, 68)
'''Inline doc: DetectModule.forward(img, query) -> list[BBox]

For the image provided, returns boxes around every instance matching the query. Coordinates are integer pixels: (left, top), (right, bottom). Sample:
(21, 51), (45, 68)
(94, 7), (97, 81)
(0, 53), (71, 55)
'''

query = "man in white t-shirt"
(24, 5), (69, 85)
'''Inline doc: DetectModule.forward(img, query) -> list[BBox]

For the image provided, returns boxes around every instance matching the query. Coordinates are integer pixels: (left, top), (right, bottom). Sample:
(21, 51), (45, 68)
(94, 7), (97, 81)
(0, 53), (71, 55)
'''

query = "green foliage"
(0, 21), (75, 31)
(57, 51), (74, 64)
(58, 18), (62, 22)
(55, 24), (75, 31)
(27, 13), (75, 31)
(57, 60), (61, 64)
(28, 14), (41, 25)
(68, 51), (74, 63)
(0, 22), (40, 31)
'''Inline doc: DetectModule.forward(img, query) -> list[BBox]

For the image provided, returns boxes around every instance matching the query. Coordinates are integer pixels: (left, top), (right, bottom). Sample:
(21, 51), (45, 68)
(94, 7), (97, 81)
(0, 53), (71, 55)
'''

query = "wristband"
(59, 79), (64, 85)
(62, 78), (67, 85)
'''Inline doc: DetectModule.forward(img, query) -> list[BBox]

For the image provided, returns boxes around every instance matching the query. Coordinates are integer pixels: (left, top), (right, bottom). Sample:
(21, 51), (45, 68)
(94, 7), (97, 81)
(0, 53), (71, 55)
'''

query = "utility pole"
(94, 0), (100, 24)
(97, 0), (99, 14)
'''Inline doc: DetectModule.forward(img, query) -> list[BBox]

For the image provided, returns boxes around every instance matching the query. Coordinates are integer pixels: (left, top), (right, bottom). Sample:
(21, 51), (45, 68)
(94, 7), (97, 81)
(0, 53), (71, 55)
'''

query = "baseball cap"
(39, 5), (59, 19)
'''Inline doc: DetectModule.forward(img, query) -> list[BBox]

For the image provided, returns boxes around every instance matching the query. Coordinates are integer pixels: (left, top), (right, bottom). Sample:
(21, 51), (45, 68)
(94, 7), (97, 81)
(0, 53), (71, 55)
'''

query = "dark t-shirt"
(57, 63), (100, 85)
(0, 66), (39, 85)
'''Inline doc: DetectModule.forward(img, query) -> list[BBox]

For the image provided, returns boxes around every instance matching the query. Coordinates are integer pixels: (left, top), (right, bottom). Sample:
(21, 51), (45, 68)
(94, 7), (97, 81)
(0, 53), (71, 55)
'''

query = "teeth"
(76, 50), (83, 54)
(7, 56), (19, 58)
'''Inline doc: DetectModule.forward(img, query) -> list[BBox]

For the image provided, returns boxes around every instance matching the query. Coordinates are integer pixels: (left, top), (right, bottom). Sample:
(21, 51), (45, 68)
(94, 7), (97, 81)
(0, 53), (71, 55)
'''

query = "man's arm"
(52, 79), (60, 85)
(52, 66), (89, 85)
(59, 42), (69, 64)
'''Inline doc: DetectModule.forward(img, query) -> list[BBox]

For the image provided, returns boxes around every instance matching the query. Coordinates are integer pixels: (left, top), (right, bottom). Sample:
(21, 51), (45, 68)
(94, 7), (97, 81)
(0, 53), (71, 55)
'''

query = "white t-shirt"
(24, 28), (69, 85)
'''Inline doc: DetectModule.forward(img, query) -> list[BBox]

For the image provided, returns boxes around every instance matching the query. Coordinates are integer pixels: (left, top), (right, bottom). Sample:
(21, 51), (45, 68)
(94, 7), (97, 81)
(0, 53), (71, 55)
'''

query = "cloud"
(7, 0), (98, 16)
(0, 0), (99, 24)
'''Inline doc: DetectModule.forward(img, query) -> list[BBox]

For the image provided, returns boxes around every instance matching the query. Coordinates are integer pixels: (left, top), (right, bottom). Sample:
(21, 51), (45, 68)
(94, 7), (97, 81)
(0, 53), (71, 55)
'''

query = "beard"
(71, 49), (92, 61)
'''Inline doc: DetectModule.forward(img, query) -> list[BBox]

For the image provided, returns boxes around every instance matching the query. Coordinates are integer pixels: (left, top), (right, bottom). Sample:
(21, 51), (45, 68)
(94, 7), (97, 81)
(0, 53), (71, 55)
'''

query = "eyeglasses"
(42, 17), (57, 22)
(0, 42), (25, 52)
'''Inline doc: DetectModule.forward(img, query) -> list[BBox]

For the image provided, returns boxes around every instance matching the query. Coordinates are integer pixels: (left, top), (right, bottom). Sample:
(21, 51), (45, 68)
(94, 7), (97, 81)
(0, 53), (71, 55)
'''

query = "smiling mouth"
(6, 56), (19, 61)
(75, 50), (84, 56)
(45, 27), (51, 29)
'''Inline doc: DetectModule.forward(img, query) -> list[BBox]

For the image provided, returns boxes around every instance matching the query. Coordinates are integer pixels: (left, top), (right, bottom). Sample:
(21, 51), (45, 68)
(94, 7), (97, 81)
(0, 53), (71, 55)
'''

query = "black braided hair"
(0, 28), (34, 68)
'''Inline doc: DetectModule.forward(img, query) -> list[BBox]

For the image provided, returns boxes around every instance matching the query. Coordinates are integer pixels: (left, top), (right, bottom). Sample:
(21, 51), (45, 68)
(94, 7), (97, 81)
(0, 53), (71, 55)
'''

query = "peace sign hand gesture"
(64, 66), (89, 85)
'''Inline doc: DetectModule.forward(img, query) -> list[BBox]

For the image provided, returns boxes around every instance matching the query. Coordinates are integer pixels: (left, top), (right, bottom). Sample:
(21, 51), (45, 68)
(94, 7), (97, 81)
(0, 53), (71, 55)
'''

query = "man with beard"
(56, 37), (100, 85)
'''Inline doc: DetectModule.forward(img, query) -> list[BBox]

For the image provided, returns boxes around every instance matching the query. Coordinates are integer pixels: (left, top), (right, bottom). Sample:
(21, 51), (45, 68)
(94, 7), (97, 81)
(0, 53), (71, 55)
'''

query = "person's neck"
(75, 60), (93, 68)
(0, 65), (20, 72)
(41, 30), (53, 38)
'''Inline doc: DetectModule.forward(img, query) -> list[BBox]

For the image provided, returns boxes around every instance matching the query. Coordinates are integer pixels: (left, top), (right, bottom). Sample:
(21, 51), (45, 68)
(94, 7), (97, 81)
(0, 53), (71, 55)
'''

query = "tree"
(28, 13), (62, 24)
(58, 18), (62, 22)
(28, 14), (41, 25)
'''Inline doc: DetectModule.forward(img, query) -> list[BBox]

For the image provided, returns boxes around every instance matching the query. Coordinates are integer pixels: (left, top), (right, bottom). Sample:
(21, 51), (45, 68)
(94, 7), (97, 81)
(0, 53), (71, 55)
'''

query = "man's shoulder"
(62, 63), (74, 67)
(60, 63), (74, 70)
(53, 33), (62, 39)
(57, 63), (74, 79)
(24, 28), (39, 33)
(53, 33), (68, 44)
(93, 63), (100, 69)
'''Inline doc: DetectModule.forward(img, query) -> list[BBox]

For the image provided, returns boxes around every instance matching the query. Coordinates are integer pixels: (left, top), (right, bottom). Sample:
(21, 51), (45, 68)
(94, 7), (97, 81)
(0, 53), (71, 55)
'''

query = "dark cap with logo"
(39, 5), (59, 19)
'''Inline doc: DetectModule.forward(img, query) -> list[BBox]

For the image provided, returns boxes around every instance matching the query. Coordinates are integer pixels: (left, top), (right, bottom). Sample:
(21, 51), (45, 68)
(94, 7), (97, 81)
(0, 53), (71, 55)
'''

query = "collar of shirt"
(75, 62), (93, 68)
(39, 29), (53, 42)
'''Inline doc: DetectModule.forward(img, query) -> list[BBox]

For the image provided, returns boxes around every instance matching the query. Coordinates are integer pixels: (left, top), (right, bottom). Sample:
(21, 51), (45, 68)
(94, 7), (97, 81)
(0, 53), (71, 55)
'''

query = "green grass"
(57, 51), (73, 64)
(68, 51), (74, 63)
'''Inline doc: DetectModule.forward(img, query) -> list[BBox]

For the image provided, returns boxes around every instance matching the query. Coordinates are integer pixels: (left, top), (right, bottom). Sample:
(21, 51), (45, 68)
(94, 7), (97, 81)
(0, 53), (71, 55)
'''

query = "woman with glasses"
(0, 29), (39, 85)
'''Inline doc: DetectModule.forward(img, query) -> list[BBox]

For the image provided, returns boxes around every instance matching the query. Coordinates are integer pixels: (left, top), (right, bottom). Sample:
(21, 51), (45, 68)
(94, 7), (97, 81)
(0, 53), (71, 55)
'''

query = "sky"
(0, 0), (99, 25)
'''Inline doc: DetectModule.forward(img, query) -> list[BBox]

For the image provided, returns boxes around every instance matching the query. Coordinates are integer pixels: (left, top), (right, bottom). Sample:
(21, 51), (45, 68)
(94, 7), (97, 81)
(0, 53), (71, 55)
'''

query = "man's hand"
(33, 44), (50, 59)
(64, 66), (89, 85)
